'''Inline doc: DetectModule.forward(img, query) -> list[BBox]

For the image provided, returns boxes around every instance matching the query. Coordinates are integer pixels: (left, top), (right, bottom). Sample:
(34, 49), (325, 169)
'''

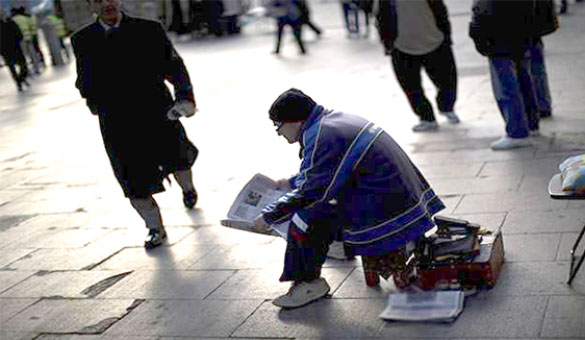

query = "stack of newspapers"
(379, 290), (465, 322)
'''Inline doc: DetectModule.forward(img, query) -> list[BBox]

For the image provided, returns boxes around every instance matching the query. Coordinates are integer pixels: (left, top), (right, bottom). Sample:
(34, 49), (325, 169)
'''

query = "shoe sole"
(272, 287), (331, 309)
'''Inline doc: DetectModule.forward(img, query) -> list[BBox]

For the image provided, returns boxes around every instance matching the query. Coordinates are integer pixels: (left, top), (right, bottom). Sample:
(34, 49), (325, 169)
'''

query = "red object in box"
(416, 231), (505, 290)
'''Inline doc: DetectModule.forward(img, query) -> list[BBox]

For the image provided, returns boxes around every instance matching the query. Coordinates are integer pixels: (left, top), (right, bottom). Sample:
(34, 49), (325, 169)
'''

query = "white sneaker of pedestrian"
(327, 241), (350, 260)
(490, 136), (532, 150)
(273, 278), (330, 308)
(412, 121), (439, 132)
(439, 111), (460, 124)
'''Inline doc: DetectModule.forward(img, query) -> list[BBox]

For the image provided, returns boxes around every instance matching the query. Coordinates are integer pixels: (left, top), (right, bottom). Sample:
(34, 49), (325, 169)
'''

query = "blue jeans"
(489, 47), (539, 138)
(528, 41), (552, 116)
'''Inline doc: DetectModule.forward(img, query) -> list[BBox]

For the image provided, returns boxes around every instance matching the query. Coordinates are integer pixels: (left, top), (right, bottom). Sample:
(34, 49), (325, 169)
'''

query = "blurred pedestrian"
(72, 0), (199, 249)
(469, 0), (556, 150)
(46, 13), (70, 62)
(253, 89), (445, 308)
(376, 0), (460, 132)
(11, 7), (41, 75)
(269, 0), (306, 54)
(28, 13), (46, 68)
(340, 0), (359, 36)
(1, 7), (29, 91)
(359, 0), (373, 37)
(298, 0), (322, 37)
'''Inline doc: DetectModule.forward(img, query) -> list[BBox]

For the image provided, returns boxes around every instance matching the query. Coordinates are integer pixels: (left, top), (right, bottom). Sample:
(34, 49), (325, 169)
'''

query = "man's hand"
(253, 214), (271, 233)
(167, 100), (197, 120)
(275, 178), (292, 191)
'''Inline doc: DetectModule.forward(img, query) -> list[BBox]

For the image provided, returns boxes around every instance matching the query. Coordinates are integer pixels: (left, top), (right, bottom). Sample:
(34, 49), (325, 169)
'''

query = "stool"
(548, 173), (585, 285)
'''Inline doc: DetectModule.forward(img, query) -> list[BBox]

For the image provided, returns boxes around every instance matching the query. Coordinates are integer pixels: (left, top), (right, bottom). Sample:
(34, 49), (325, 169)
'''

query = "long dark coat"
(71, 13), (197, 198)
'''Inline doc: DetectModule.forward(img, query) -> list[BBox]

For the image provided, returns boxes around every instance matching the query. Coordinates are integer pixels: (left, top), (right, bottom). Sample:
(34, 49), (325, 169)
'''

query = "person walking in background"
(376, 0), (460, 132)
(46, 13), (70, 62)
(11, 7), (41, 75)
(340, 0), (359, 36)
(359, 0), (373, 37)
(469, 0), (556, 150)
(253, 89), (445, 308)
(28, 12), (46, 68)
(269, 0), (306, 54)
(298, 0), (322, 37)
(1, 7), (29, 91)
(72, 0), (199, 249)
(530, 0), (558, 119)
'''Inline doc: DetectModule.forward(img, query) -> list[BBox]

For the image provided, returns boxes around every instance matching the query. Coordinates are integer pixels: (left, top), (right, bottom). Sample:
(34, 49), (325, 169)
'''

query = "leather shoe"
(183, 189), (198, 209)
(144, 227), (167, 249)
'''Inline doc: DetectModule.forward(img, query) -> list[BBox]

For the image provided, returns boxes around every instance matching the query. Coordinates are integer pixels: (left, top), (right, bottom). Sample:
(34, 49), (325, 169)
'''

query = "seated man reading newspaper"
(253, 88), (446, 308)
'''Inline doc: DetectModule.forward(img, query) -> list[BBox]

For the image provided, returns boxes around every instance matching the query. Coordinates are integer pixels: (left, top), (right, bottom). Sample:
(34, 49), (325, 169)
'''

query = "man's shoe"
(327, 241), (353, 260)
(490, 136), (532, 150)
(412, 121), (438, 132)
(144, 227), (167, 249)
(273, 278), (330, 308)
(439, 111), (460, 124)
(182, 190), (198, 209)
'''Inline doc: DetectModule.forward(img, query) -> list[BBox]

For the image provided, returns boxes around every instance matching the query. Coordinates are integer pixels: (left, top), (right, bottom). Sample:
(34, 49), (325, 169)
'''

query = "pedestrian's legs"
(518, 49), (540, 132)
(489, 57), (530, 138)
(422, 43), (457, 113)
(59, 38), (70, 60)
(291, 24), (306, 54)
(528, 41), (552, 117)
(22, 41), (40, 74)
(173, 169), (198, 209)
(305, 20), (322, 35)
(129, 196), (163, 230)
(342, 3), (352, 33)
(391, 50), (435, 122)
(274, 22), (284, 53)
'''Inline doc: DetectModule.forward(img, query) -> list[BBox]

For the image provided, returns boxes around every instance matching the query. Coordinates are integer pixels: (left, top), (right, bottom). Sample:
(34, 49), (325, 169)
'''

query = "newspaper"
(220, 173), (290, 238)
(379, 290), (464, 322)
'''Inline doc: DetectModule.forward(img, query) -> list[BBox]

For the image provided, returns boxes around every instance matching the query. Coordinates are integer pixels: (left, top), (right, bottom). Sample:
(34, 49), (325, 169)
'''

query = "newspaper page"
(220, 173), (290, 238)
(379, 291), (464, 322)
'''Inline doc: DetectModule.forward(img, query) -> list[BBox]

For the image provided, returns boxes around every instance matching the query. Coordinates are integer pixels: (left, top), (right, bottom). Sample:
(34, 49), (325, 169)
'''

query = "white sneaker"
(530, 129), (541, 137)
(440, 111), (460, 124)
(490, 136), (532, 150)
(273, 278), (330, 308)
(412, 121), (439, 132)
(327, 241), (351, 260)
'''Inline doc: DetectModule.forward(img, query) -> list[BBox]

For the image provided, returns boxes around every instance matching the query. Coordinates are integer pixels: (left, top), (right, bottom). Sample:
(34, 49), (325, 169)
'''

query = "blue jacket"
(263, 105), (445, 256)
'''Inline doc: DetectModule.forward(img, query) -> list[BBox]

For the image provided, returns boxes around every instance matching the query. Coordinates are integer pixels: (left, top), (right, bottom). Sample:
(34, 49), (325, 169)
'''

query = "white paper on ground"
(379, 290), (464, 322)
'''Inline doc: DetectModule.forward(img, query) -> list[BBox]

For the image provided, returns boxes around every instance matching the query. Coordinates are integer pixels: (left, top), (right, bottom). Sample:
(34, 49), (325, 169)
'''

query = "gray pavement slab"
(455, 191), (568, 214)
(99, 269), (234, 299)
(0, 298), (137, 334)
(104, 299), (262, 338)
(503, 209), (585, 234)
(0, 271), (36, 294)
(378, 295), (548, 338)
(3, 247), (119, 271)
(232, 298), (387, 338)
(333, 267), (397, 299)
(0, 270), (131, 299)
(0, 298), (38, 324)
(542, 295), (585, 338)
(0, 249), (35, 268)
(557, 232), (585, 264)
(503, 233), (562, 262)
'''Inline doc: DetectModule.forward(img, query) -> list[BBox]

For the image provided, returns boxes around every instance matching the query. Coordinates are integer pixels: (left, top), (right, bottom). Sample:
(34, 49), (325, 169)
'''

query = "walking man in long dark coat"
(72, 0), (199, 249)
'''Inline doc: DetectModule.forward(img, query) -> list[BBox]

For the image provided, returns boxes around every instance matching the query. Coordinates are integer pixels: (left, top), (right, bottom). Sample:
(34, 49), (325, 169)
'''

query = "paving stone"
(0, 270), (130, 298)
(0, 271), (35, 294)
(36, 335), (158, 339)
(93, 241), (215, 271)
(208, 267), (352, 300)
(430, 176), (522, 195)
(0, 298), (136, 334)
(518, 175), (555, 193)
(1, 226), (111, 250)
(556, 232), (585, 263)
(437, 194), (462, 215)
(334, 267), (397, 298)
(478, 157), (564, 178)
(0, 195), (94, 216)
(100, 269), (234, 299)
(415, 162), (484, 179)
(233, 299), (386, 338)
(503, 209), (585, 234)
(455, 192), (566, 214)
(0, 249), (35, 268)
(0, 298), (38, 323)
(0, 329), (36, 340)
(489, 262), (585, 296)
(542, 295), (585, 338)
(179, 224), (276, 245)
(503, 233), (561, 262)
(186, 241), (287, 270)
(408, 148), (535, 167)
(377, 295), (547, 338)
(4, 248), (119, 271)
(106, 299), (262, 338)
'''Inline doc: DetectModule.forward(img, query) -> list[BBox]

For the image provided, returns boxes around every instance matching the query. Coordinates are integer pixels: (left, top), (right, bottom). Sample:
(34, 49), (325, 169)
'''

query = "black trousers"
(390, 42), (457, 122)
(275, 22), (306, 54)
(3, 54), (28, 88)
